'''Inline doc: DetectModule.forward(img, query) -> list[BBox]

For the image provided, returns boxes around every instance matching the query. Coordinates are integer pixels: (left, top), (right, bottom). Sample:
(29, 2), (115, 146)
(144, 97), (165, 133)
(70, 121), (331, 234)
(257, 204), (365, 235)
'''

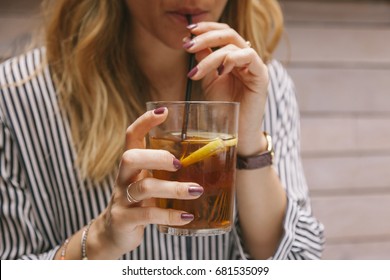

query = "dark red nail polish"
(183, 40), (194, 49)
(154, 107), (165, 115)
(181, 213), (194, 221)
(173, 158), (182, 170)
(186, 23), (198, 30)
(187, 66), (198, 78)
(188, 186), (204, 196)
(217, 64), (224, 76)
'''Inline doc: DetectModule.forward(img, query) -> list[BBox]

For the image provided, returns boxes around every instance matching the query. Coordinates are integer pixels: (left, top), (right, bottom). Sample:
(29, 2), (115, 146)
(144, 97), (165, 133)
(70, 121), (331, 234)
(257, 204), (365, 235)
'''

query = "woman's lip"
(172, 7), (208, 15)
(167, 10), (208, 24)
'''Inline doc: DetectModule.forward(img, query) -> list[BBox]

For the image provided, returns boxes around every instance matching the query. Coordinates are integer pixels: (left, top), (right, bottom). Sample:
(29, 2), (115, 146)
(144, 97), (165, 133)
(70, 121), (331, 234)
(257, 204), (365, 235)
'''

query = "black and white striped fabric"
(0, 48), (324, 260)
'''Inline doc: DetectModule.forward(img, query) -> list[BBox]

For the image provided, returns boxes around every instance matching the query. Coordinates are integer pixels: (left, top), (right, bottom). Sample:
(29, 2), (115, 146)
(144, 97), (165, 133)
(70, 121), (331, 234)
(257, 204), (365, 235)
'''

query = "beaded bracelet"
(81, 219), (95, 260)
(60, 237), (71, 260)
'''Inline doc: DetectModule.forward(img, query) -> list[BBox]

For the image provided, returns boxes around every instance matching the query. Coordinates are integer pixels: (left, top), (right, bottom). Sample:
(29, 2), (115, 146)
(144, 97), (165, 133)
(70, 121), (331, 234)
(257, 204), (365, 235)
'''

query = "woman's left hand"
(183, 22), (269, 155)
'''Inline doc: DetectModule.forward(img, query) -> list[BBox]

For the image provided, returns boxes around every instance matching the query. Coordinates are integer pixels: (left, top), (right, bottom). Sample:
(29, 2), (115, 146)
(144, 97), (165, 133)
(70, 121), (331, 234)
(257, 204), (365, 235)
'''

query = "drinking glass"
(146, 101), (239, 236)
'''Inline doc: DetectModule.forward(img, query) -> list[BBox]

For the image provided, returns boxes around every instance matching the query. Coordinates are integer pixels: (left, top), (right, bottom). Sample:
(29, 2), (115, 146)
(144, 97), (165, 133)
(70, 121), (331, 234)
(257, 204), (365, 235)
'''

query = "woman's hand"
(90, 108), (203, 259)
(184, 22), (269, 156)
(181, 22), (288, 261)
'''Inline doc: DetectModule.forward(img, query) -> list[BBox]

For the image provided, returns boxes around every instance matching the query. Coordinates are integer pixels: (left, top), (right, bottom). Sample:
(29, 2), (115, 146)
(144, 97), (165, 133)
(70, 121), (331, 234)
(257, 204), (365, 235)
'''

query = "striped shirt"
(0, 48), (325, 260)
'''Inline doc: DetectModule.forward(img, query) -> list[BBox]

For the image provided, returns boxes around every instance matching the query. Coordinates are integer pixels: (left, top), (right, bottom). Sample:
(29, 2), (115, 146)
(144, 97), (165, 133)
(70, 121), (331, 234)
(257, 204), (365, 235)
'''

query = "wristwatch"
(236, 132), (274, 170)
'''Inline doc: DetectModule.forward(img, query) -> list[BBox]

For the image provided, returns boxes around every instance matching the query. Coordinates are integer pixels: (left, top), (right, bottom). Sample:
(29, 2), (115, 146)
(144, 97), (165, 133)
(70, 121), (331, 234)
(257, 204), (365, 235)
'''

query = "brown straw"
(181, 14), (196, 140)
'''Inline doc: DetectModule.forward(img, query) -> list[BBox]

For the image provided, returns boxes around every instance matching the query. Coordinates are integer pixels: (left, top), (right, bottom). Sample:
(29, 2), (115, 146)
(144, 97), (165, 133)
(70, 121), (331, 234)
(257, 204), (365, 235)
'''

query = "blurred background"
(1, 0), (389, 259)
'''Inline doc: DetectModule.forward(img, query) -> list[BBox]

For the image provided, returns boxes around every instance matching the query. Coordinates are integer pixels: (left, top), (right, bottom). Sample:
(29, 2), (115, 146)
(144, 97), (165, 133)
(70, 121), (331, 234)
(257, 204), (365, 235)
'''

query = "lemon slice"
(180, 137), (237, 167)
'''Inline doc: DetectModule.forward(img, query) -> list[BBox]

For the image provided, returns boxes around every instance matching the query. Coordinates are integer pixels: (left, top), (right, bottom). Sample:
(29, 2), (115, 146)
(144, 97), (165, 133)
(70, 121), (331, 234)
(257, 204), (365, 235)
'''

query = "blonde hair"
(42, 0), (284, 182)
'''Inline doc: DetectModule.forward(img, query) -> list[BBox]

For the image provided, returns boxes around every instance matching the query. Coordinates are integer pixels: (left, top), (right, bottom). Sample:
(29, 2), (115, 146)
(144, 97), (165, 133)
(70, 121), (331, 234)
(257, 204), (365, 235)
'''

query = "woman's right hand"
(88, 108), (203, 259)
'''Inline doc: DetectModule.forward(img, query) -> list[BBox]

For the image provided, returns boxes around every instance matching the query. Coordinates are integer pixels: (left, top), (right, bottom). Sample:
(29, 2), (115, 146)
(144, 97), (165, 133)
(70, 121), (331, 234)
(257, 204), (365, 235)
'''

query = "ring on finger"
(126, 183), (140, 204)
(245, 40), (252, 48)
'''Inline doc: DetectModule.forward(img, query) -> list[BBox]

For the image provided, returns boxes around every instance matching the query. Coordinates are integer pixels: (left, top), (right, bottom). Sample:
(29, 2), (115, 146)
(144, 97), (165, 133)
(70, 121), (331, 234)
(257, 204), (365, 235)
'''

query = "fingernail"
(186, 23), (198, 30)
(153, 107), (166, 115)
(188, 185), (204, 196)
(183, 40), (195, 49)
(181, 213), (194, 221)
(182, 37), (191, 43)
(187, 66), (198, 78)
(173, 158), (182, 170)
(217, 64), (224, 75)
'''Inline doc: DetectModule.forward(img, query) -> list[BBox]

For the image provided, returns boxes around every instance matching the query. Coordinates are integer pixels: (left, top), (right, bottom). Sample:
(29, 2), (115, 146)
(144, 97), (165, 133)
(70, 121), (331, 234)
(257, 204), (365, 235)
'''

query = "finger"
(129, 207), (195, 226)
(191, 46), (234, 87)
(188, 21), (232, 34)
(126, 107), (168, 150)
(189, 45), (262, 80)
(183, 28), (248, 53)
(125, 177), (203, 204)
(194, 48), (212, 63)
(117, 149), (182, 187)
(218, 47), (264, 78)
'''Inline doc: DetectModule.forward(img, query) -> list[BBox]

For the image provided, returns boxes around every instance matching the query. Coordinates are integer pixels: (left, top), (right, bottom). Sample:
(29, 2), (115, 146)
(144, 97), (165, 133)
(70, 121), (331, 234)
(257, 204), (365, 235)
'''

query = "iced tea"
(150, 132), (237, 236)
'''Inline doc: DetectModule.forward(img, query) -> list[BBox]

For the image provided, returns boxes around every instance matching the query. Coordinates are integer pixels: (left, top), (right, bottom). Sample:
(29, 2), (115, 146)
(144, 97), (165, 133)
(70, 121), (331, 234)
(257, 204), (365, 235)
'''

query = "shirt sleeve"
(267, 60), (325, 259)
(0, 107), (59, 260)
(230, 60), (325, 260)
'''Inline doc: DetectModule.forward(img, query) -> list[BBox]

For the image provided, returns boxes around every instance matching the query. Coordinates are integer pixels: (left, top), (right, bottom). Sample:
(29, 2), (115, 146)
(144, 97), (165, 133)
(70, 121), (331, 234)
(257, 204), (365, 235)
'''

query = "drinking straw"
(181, 14), (196, 140)
(184, 14), (196, 102)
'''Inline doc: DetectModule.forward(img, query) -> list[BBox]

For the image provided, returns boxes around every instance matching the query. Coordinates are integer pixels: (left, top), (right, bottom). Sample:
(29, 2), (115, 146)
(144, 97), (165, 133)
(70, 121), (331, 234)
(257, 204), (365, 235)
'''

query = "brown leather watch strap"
(236, 151), (273, 169)
(236, 132), (274, 170)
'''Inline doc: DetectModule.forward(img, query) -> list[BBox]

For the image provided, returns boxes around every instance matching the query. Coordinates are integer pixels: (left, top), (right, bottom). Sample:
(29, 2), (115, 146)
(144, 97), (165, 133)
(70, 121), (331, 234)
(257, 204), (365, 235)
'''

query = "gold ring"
(245, 41), (252, 48)
(126, 183), (140, 204)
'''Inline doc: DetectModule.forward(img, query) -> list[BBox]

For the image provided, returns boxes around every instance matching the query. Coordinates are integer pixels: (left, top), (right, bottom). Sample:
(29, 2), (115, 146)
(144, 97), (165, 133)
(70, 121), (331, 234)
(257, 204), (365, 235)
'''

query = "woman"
(0, 0), (324, 260)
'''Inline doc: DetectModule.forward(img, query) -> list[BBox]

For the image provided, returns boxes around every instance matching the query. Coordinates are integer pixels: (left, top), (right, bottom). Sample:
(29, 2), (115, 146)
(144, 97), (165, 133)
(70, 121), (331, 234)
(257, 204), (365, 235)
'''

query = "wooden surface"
(0, 0), (41, 59)
(277, 0), (390, 259)
(1, 0), (390, 259)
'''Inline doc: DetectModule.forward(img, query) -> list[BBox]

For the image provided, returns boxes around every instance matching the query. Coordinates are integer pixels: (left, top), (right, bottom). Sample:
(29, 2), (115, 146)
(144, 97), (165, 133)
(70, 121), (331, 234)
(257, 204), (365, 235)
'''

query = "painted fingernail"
(181, 213), (194, 221)
(188, 185), (204, 196)
(186, 23), (198, 30)
(182, 37), (191, 43)
(173, 158), (182, 170)
(154, 107), (166, 115)
(183, 40), (195, 49)
(217, 64), (224, 76)
(187, 66), (198, 78)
